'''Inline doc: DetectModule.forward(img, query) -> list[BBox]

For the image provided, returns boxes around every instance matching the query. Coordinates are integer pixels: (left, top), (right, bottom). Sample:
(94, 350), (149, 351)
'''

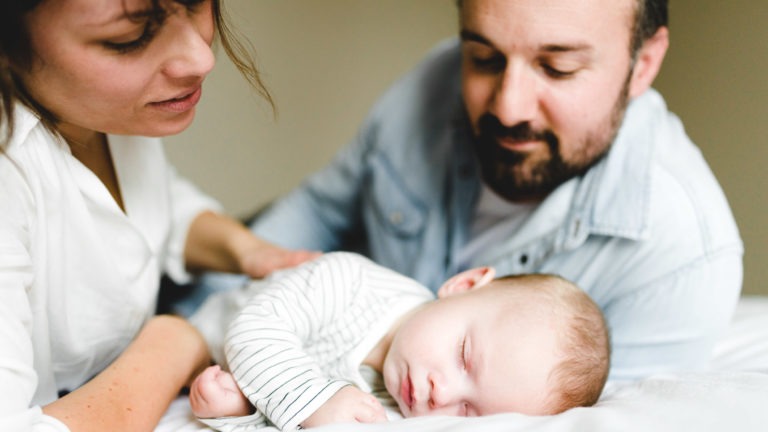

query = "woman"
(0, 1), (316, 430)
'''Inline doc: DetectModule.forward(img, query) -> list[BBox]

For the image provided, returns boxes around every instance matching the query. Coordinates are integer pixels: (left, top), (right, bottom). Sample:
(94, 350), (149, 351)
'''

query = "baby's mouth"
(401, 373), (414, 411)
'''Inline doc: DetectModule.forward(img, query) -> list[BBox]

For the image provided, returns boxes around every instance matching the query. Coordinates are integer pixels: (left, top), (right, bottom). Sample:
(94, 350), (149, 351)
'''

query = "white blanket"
(157, 296), (768, 432)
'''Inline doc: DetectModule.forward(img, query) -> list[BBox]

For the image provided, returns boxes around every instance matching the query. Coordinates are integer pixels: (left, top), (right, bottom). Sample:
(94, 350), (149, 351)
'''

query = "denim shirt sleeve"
(251, 123), (371, 252)
(250, 39), (465, 290)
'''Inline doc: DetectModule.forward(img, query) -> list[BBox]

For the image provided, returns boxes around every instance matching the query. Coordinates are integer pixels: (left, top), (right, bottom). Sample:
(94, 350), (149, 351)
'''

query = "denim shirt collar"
(573, 89), (664, 241)
(449, 88), (663, 252)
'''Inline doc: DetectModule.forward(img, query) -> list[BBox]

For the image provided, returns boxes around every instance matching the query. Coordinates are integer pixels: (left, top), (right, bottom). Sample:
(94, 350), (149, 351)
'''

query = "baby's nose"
(428, 372), (452, 409)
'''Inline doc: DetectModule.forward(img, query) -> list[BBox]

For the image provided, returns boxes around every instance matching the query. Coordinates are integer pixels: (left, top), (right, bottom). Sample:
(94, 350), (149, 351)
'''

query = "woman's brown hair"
(0, 0), (272, 149)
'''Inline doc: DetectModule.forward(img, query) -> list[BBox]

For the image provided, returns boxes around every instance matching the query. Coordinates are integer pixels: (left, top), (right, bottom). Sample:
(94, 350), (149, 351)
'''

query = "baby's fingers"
(355, 395), (387, 423)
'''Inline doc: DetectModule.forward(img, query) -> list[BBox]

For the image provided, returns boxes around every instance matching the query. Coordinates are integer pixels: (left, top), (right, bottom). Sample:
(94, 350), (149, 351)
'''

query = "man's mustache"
(477, 114), (557, 147)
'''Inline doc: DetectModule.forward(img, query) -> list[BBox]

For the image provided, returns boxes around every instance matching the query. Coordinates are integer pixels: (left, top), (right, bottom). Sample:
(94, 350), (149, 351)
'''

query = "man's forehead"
(459, 0), (635, 51)
(459, 0), (635, 30)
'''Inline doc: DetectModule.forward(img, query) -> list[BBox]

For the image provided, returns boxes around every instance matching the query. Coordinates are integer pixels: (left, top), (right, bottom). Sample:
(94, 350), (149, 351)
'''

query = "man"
(205, 0), (743, 381)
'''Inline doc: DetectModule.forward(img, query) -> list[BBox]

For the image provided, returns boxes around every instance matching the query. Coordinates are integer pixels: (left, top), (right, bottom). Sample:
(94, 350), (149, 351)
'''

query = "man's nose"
(490, 63), (538, 126)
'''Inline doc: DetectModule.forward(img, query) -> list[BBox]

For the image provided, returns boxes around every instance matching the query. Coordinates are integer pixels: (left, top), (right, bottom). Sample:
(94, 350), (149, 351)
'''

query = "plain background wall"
(165, 0), (767, 295)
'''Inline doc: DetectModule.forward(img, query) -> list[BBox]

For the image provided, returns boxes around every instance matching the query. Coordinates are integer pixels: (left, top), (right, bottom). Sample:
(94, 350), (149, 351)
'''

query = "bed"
(156, 296), (768, 432)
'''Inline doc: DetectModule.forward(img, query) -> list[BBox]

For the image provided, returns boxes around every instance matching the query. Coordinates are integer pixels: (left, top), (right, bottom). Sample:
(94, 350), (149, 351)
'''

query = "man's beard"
(472, 81), (631, 203)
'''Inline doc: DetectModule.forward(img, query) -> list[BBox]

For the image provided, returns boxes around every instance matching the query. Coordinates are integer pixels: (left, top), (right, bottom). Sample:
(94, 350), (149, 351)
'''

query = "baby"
(189, 252), (609, 430)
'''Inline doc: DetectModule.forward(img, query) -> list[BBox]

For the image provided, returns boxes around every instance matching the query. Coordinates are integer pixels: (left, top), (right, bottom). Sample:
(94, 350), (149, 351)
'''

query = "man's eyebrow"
(460, 29), (592, 55)
(540, 43), (593, 54)
(460, 30), (493, 46)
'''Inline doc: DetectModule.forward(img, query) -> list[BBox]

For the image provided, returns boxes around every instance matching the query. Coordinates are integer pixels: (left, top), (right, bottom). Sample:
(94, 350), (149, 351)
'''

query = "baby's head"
(382, 267), (609, 418)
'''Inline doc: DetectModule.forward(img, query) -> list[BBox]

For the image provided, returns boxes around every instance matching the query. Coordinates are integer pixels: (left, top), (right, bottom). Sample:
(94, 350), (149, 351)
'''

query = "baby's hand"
(189, 365), (252, 419)
(301, 386), (386, 428)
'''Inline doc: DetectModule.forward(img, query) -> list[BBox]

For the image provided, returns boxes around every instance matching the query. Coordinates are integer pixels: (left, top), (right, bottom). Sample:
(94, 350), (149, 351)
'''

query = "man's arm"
(605, 250), (742, 381)
(250, 125), (374, 252)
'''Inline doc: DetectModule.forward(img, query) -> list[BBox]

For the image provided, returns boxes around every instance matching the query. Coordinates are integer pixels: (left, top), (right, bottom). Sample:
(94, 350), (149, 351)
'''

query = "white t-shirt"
(0, 106), (220, 431)
(457, 184), (536, 271)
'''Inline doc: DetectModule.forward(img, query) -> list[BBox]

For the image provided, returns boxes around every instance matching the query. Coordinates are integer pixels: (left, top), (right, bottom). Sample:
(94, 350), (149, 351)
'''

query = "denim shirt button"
(459, 164), (473, 179)
(389, 211), (403, 225)
(572, 219), (582, 237)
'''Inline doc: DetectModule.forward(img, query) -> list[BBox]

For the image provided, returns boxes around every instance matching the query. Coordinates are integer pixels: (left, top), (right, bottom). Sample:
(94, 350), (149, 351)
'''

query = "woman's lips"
(149, 86), (202, 113)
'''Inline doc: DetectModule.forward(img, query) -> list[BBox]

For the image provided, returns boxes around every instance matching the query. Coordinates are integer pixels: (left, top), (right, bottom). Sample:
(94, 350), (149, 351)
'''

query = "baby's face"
(382, 283), (561, 417)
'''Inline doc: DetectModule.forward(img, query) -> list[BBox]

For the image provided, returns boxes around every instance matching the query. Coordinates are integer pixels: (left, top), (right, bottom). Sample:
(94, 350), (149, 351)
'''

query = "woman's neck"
(59, 123), (125, 212)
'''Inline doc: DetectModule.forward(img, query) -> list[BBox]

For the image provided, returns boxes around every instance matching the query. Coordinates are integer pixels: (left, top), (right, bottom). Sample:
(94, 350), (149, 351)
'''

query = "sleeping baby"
(189, 252), (610, 430)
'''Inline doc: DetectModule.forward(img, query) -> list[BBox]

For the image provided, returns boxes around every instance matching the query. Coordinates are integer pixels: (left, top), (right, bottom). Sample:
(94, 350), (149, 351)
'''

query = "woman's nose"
(161, 14), (216, 79)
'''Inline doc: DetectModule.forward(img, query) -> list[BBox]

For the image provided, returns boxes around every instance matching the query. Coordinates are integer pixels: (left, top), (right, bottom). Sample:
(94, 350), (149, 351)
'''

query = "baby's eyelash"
(459, 336), (467, 369)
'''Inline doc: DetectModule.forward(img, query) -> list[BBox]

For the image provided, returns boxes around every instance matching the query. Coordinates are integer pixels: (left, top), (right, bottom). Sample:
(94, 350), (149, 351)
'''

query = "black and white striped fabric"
(201, 252), (433, 431)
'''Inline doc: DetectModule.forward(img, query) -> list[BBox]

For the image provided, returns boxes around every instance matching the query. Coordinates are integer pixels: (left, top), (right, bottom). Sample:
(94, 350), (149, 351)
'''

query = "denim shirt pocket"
(367, 156), (427, 239)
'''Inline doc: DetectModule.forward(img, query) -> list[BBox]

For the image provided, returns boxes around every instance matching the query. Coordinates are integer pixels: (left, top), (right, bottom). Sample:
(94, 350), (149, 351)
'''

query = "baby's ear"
(437, 267), (496, 299)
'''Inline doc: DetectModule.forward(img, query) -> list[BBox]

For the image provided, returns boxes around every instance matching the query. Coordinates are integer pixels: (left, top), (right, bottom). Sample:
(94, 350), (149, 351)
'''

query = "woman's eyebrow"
(92, 6), (157, 26)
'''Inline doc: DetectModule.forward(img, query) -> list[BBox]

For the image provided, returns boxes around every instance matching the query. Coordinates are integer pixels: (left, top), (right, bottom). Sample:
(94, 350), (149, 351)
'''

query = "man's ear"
(437, 267), (496, 299)
(628, 26), (669, 98)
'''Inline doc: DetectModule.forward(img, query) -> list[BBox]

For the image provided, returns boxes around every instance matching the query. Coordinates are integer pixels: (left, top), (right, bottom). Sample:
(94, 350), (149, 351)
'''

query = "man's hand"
(301, 386), (387, 428)
(189, 365), (252, 419)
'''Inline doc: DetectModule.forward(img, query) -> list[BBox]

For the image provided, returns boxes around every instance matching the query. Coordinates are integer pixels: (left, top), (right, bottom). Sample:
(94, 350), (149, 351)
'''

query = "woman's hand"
(185, 211), (319, 277)
(233, 233), (320, 279)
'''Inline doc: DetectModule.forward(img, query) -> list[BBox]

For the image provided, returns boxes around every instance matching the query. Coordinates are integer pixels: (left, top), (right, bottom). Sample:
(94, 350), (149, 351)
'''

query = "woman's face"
(21, 0), (215, 142)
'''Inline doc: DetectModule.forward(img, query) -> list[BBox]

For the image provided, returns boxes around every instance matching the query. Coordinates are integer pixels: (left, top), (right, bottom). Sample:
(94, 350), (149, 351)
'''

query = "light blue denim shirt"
(206, 39), (743, 381)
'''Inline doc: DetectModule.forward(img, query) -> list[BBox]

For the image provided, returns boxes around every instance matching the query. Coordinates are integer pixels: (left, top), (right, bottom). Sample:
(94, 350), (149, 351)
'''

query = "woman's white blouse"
(0, 107), (220, 431)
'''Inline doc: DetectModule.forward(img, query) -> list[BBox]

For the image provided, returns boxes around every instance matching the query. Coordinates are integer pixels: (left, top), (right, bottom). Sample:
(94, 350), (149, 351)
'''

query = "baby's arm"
(224, 253), (394, 429)
(301, 386), (386, 428)
(189, 365), (252, 419)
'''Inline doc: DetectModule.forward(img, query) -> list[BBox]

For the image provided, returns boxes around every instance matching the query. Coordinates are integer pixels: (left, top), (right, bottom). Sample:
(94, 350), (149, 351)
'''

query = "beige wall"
(652, 0), (768, 295)
(165, 0), (767, 295)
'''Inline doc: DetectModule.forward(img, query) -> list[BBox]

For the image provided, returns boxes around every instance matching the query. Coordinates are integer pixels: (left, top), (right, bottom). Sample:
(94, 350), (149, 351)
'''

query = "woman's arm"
(43, 315), (210, 432)
(183, 210), (318, 277)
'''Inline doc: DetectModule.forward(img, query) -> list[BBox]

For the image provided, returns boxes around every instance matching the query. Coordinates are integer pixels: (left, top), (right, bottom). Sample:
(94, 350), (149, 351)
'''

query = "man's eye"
(541, 63), (577, 79)
(471, 55), (505, 73)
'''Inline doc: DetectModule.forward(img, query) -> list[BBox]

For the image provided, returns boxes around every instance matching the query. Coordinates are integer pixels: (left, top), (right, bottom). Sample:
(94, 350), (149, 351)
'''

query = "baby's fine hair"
(495, 273), (611, 414)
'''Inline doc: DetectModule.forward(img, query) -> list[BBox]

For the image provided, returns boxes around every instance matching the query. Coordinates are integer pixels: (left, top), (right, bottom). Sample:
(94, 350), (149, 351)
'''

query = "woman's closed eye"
(102, 20), (161, 54)
(101, 0), (208, 55)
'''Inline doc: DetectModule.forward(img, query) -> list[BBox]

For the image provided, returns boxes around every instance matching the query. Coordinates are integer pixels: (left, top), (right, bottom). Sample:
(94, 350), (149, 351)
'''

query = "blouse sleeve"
(0, 158), (68, 431)
(163, 164), (222, 284)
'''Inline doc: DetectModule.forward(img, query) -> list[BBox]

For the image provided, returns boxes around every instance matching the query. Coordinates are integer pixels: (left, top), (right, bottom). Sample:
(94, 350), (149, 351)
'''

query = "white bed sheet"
(157, 296), (768, 432)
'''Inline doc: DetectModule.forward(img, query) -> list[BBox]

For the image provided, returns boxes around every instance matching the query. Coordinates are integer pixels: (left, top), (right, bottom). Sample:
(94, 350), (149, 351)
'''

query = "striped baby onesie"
(199, 252), (433, 431)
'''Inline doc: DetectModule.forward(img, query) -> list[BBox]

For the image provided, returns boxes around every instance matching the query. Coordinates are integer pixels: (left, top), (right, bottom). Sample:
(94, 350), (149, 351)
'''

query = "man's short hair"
(456, 0), (669, 57)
